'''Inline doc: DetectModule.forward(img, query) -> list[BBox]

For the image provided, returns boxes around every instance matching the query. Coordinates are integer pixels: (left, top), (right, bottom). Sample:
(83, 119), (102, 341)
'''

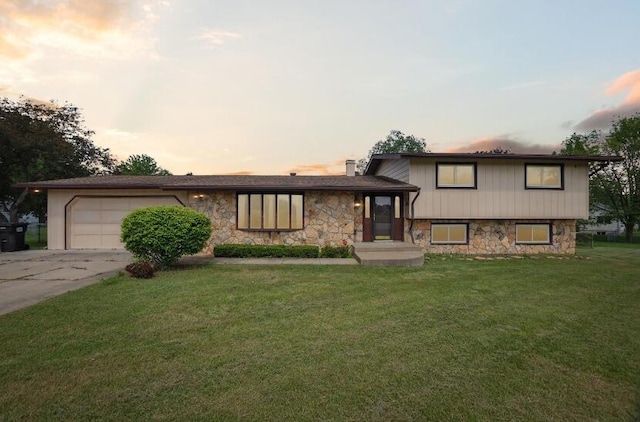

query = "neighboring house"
(15, 153), (619, 254)
(583, 205), (623, 235)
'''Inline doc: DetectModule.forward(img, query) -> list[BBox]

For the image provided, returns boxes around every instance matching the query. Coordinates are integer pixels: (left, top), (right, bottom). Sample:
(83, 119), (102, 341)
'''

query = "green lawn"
(1, 246), (639, 421)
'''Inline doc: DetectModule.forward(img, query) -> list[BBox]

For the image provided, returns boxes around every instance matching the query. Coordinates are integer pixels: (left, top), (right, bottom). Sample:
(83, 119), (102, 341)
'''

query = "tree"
(561, 113), (640, 241)
(560, 131), (601, 156)
(0, 97), (116, 222)
(117, 154), (172, 175)
(473, 146), (513, 154)
(358, 130), (428, 173)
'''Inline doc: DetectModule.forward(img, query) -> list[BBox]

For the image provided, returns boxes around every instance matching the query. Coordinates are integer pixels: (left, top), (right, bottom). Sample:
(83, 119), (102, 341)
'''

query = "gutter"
(408, 187), (421, 244)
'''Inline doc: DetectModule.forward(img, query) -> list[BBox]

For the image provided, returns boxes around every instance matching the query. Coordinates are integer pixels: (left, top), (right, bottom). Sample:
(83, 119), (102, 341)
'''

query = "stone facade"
(408, 219), (577, 255)
(188, 191), (362, 254)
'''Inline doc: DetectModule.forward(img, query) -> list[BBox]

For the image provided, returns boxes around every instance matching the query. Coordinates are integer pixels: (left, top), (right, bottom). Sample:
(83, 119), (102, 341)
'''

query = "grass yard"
(1, 246), (639, 421)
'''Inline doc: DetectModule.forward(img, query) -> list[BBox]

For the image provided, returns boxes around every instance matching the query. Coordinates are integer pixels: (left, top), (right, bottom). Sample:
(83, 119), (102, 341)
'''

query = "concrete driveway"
(0, 250), (132, 315)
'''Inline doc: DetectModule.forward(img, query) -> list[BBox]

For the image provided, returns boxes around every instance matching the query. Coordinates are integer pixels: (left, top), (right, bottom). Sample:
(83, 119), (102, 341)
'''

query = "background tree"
(561, 113), (640, 241)
(357, 130), (428, 173)
(473, 146), (513, 154)
(117, 154), (172, 175)
(0, 97), (116, 222)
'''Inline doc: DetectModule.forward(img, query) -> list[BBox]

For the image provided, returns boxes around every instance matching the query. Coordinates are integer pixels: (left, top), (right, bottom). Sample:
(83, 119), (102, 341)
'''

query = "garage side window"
(237, 193), (304, 230)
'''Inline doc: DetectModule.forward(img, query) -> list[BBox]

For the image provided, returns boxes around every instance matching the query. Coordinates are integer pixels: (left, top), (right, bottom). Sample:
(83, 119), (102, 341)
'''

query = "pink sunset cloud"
(0, 0), (161, 61)
(286, 160), (347, 176)
(575, 69), (640, 130)
(447, 137), (558, 154)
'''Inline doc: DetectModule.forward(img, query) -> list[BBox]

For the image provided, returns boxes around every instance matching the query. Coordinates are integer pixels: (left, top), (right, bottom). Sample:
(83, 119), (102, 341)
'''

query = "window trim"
(430, 223), (469, 245)
(524, 163), (564, 190)
(435, 162), (478, 189)
(236, 192), (304, 231)
(515, 223), (552, 245)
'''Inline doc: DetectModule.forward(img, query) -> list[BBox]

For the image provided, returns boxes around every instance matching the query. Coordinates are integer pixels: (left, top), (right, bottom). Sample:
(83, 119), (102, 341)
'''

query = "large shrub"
(121, 206), (211, 267)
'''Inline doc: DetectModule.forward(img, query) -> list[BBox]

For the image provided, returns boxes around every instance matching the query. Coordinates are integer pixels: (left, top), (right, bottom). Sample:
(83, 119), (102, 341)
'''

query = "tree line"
(0, 97), (170, 223)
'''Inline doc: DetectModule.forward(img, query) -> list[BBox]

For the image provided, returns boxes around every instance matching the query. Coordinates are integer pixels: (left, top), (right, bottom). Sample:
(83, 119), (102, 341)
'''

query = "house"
(15, 161), (416, 251)
(15, 153), (619, 255)
(583, 205), (623, 236)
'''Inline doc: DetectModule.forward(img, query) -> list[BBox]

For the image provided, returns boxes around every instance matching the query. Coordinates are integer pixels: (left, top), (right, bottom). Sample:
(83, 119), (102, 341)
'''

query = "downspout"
(409, 188), (421, 244)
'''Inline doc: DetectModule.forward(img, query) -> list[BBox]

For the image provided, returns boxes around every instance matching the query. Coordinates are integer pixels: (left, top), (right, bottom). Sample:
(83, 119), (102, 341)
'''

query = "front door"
(373, 196), (392, 240)
(362, 194), (404, 242)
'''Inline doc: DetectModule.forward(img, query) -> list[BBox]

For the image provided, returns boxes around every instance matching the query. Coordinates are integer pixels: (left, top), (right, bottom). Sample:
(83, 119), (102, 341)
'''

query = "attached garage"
(33, 184), (190, 250)
(66, 196), (183, 249)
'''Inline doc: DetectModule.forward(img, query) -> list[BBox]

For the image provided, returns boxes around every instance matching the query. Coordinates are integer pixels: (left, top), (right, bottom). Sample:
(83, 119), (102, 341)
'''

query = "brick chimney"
(345, 159), (356, 176)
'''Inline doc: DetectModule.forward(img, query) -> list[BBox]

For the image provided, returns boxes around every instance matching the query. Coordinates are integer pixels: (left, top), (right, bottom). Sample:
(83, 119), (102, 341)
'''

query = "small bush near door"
(121, 206), (212, 268)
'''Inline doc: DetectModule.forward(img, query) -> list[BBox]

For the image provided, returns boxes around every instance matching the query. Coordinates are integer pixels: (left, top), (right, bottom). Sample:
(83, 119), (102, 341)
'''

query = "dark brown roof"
(365, 152), (622, 174)
(14, 175), (419, 192)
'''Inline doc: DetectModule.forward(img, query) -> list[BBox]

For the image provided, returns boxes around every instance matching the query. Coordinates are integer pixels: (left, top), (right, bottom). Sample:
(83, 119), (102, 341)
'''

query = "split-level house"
(16, 153), (618, 255)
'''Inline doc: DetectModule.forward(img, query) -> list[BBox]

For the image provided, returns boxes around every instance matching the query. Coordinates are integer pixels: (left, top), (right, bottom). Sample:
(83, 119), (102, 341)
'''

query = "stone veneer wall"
(408, 219), (577, 254)
(188, 191), (363, 254)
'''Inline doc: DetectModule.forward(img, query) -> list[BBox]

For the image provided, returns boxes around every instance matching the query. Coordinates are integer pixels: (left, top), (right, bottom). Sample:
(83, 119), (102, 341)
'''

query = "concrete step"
(353, 241), (423, 253)
(353, 250), (425, 267)
(352, 242), (424, 266)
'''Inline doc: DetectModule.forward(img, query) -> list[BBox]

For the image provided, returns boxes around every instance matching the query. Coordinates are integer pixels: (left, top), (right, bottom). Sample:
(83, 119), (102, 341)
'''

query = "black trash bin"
(0, 223), (28, 252)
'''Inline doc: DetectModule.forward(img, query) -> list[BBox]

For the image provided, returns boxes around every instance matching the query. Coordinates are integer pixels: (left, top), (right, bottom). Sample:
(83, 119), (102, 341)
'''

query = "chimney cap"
(289, 172), (297, 176)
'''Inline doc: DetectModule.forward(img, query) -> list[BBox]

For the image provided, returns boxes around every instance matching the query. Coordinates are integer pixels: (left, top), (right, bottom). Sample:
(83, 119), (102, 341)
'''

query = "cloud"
(286, 160), (346, 176)
(560, 120), (573, 130)
(224, 171), (255, 175)
(0, 0), (165, 61)
(447, 136), (558, 154)
(195, 29), (241, 48)
(575, 69), (640, 131)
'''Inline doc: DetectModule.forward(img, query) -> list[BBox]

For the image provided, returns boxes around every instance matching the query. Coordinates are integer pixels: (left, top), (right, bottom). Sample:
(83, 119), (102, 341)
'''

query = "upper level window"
(237, 193), (303, 230)
(436, 163), (477, 188)
(525, 164), (563, 189)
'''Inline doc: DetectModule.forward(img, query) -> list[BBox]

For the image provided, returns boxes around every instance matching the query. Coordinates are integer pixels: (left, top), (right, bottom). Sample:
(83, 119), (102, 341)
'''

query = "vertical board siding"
(375, 159), (410, 182)
(408, 159), (589, 219)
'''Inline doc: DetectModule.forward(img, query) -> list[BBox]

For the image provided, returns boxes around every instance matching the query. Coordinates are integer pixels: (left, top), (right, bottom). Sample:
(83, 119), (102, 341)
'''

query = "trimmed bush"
(320, 245), (352, 258)
(214, 244), (353, 258)
(125, 261), (155, 279)
(214, 244), (320, 258)
(121, 206), (212, 268)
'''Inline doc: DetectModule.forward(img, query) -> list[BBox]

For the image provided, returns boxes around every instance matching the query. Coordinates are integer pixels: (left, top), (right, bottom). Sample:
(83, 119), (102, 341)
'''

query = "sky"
(1, 0), (640, 176)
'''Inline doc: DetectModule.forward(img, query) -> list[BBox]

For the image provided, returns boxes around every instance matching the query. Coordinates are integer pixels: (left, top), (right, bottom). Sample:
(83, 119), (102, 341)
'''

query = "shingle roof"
(14, 175), (419, 192)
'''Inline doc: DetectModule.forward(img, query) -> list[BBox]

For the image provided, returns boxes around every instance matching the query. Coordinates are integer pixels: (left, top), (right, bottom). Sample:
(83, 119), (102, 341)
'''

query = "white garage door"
(66, 196), (183, 249)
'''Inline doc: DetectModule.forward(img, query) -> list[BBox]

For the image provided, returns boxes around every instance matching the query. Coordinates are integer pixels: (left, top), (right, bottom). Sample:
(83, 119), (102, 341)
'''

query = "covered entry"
(65, 196), (183, 249)
(362, 193), (404, 242)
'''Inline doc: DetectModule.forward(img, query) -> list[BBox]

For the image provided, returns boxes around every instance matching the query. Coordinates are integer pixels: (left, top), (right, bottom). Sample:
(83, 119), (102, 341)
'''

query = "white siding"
(408, 159), (589, 219)
(375, 159), (410, 182)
